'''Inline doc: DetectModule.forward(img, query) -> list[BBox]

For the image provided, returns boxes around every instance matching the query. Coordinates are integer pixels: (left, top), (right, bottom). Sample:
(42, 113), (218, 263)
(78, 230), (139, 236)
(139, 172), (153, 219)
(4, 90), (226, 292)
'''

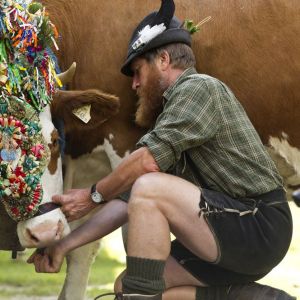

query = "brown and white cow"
(24, 0), (300, 299)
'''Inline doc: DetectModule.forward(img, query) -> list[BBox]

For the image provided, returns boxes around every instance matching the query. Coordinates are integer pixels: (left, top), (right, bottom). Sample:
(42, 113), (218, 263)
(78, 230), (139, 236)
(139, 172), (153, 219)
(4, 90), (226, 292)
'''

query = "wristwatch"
(90, 184), (106, 204)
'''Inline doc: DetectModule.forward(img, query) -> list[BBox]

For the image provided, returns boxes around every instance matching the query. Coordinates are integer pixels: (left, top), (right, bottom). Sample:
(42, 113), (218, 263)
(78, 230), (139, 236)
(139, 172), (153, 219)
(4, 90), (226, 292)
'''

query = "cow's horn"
(151, 0), (175, 28)
(57, 62), (77, 85)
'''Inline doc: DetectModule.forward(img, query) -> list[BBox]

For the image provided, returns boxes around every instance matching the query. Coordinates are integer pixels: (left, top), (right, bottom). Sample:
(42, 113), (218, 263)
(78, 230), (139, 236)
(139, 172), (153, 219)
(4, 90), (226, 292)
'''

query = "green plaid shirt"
(136, 68), (282, 198)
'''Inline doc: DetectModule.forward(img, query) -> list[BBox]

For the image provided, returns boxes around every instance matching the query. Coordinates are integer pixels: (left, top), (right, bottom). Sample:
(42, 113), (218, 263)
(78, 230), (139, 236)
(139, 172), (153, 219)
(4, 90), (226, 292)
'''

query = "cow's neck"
(39, 106), (63, 205)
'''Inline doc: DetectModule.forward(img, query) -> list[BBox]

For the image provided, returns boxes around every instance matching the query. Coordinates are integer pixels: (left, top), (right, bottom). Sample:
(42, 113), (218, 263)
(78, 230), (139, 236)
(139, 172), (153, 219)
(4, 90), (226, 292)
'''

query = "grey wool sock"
(122, 256), (166, 295)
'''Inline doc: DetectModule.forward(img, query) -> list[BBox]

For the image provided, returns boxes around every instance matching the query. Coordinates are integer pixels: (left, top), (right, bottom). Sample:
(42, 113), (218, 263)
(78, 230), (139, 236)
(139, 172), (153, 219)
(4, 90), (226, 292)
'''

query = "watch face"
(91, 192), (102, 203)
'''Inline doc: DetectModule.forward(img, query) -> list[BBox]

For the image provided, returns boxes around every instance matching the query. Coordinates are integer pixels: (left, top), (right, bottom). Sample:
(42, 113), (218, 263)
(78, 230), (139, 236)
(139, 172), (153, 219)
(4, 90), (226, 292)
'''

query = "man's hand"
(52, 188), (96, 222)
(27, 244), (65, 273)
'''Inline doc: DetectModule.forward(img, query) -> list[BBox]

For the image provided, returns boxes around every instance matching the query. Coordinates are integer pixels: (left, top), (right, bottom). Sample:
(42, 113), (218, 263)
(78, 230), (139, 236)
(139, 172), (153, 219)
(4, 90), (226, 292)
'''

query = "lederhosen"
(171, 187), (292, 285)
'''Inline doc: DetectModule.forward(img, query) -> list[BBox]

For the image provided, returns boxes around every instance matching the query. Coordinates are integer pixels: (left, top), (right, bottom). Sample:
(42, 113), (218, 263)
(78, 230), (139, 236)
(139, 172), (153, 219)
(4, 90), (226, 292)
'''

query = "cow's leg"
(62, 155), (75, 192)
(59, 149), (113, 300)
(58, 231), (101, 300)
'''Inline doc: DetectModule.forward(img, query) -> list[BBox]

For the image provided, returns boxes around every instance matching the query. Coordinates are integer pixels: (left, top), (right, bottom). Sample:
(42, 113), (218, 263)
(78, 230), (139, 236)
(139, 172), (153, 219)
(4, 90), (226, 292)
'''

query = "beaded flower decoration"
(0, 0), (61, 221)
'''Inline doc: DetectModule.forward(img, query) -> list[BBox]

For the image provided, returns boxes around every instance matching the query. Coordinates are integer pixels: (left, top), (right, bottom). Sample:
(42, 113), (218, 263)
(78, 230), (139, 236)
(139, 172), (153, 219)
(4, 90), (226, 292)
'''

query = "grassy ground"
(0, 230), (125, 300)
(0, 203), (299, 300)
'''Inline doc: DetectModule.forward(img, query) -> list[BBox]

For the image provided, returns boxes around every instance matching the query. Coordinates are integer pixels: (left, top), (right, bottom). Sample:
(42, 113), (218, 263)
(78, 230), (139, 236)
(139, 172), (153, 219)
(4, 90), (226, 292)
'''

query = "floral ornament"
(183, 16), (212, 34)
(0, 62), (8, 85)
(0, 0), (59, 221)
(0, 0), (62, 113)
(0, 97), (50, 221)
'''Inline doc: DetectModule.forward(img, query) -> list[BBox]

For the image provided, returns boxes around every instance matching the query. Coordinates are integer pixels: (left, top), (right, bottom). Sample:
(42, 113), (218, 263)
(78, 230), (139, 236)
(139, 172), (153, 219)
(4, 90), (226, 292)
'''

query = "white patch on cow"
(103, 138), (130, 170)
(63, 145), (112, 190)
(109, 133), (114, 141)
(269, 134), (300, 176)
(267, 134), (300, 200)
(17, 106), (70, 248)
(39, 106), (55, 144)
(41, 155), (64, 201)
(64, 138), (129, 190)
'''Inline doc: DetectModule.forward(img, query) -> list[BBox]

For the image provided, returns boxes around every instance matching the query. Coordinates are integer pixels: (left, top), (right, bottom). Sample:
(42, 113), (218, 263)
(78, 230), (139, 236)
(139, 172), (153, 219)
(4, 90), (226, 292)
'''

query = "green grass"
(0, 245), (125, 299)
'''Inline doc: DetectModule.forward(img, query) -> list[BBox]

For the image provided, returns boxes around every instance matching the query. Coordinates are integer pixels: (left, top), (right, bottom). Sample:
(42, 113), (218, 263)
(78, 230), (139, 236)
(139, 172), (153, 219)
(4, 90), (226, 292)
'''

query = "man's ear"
(158, 50), (170, 71)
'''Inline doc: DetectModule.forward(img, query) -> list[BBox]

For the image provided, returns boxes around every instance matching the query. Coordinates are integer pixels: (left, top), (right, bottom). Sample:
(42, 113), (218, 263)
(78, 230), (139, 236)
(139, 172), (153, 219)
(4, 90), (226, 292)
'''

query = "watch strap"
(90, 183), (106, 204)
(91, 183), (97, 194)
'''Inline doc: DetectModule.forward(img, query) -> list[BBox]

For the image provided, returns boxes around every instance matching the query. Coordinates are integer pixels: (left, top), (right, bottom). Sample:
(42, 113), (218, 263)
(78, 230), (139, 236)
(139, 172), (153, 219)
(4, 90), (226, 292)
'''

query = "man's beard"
(135, 68), (168, 129)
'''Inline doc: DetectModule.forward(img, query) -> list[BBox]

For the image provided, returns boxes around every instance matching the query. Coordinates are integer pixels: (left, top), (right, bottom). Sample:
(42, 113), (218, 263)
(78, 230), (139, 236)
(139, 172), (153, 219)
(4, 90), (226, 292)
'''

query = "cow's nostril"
(26, 229), (39, 243)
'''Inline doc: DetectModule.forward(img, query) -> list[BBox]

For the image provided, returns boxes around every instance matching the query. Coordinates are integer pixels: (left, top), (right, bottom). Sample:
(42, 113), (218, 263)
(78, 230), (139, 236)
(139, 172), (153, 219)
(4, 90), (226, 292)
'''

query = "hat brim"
(121, 28), (191, 77)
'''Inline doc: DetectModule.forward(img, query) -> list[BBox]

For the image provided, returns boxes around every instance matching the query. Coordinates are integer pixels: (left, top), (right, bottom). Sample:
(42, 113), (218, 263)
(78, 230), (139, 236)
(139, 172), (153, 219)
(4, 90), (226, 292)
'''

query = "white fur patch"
(269, 134), (300, 176)
(64, 138), (130, 190)
(39, 106), (55, 144)
(102, 138), (130, 170)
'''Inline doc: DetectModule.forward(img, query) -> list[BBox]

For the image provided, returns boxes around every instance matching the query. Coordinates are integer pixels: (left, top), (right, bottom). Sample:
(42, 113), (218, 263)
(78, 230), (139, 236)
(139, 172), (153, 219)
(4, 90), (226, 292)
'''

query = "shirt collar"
(163, 67), (197, 100)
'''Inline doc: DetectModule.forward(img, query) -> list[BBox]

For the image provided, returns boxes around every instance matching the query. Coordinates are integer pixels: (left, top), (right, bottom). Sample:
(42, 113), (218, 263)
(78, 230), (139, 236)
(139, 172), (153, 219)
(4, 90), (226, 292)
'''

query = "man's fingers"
(27, 249), (43, 264)
(33, 254), (52, 273)
(52, 194), (69, 217)
(52, 194), (62, 204)
(27, 252), (36, 264)
(41, 255), (51, 273)
(33, 254), (43, 272)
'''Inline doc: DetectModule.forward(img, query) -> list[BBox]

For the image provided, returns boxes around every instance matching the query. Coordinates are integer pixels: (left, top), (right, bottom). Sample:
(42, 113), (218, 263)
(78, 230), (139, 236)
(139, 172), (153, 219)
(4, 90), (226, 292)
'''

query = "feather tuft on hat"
(132, 24), (166, 50)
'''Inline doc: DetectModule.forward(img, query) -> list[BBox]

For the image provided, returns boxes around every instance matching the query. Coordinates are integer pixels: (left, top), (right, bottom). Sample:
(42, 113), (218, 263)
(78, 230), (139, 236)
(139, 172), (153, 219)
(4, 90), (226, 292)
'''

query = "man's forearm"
(59, 199), (128, 254)
(95, 147), (159, 201)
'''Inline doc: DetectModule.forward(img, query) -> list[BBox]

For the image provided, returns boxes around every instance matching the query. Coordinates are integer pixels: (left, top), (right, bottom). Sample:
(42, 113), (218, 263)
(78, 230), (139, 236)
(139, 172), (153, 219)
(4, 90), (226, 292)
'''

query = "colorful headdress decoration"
(0, 0), (61, 221)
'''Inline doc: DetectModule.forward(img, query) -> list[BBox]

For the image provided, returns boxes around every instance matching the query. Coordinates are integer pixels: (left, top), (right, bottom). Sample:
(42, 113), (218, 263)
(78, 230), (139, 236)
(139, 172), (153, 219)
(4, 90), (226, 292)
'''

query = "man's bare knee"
(128, 192), (158, 216)
(131, 172), (166, 199)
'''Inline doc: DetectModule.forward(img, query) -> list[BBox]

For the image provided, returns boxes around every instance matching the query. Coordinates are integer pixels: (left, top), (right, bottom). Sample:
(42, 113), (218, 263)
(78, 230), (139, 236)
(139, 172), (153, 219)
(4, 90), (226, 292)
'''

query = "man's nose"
(132, 77), (140, 90)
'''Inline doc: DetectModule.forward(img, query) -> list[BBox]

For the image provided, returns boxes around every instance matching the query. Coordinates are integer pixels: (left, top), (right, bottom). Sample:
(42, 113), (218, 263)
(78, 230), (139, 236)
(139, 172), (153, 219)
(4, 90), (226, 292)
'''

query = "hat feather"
(132, 23), (166, 50)
(151, 0), (175, 28)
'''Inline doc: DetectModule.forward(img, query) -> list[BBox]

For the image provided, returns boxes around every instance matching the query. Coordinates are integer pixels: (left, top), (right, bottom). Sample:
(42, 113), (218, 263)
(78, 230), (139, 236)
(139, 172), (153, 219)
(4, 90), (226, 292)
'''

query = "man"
(29, 0), (295, 299)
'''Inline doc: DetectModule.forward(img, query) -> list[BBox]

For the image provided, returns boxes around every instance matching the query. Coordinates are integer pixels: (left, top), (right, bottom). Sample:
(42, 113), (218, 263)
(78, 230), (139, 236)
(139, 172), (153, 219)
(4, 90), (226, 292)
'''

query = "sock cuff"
(126, 256), (166, 280)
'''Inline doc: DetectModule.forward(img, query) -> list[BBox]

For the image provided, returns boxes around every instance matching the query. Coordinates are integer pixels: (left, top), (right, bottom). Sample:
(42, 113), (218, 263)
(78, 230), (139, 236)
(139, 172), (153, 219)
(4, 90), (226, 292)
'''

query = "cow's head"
(16, 87), (120, 248)
(14, 63), (79, 248)
(0, 0), (72, 249)
(15, 105), (70, 248)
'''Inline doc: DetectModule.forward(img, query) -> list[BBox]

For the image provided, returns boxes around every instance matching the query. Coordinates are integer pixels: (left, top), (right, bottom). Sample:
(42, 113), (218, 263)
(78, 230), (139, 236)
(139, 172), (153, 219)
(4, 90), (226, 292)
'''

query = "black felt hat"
(121, 0), (191, 76)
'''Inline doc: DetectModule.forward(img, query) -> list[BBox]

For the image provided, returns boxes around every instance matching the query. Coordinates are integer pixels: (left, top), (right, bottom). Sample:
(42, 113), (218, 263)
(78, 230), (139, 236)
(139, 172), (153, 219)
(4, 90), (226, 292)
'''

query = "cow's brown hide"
(51, 89), (129, 158)
(43, 0), (300, 151)
(48, 129), (61, 174)
(51, 89), (120, 132)
(0, 202), (24, 252)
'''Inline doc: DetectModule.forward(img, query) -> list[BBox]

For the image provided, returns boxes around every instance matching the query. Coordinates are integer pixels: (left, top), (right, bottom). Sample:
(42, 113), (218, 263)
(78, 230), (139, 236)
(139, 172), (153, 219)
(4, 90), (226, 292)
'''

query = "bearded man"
(29, 1), (295, 299)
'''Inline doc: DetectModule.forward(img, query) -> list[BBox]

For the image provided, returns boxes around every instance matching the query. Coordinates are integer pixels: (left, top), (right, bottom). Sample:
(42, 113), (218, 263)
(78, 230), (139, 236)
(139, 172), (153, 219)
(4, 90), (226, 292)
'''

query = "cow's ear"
(51, 89), (120, 131)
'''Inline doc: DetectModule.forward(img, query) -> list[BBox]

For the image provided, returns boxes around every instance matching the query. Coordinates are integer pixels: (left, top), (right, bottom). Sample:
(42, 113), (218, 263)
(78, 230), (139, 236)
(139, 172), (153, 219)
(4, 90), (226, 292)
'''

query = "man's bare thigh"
(141, 172), (218, 262)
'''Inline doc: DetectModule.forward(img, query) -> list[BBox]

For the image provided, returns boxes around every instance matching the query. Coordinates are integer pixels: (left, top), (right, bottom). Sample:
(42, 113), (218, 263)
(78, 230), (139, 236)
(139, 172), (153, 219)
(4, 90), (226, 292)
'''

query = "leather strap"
(33, 202), (61, 217)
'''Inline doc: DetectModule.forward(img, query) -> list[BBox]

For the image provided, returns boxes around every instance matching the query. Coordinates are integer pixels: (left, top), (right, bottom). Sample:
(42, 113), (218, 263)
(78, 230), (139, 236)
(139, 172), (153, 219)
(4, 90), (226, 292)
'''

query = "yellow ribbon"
(0, 62), (8, 85)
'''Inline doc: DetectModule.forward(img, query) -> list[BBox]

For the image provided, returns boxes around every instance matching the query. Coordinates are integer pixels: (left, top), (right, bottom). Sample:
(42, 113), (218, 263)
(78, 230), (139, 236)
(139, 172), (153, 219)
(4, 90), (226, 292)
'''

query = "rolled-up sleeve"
(137, 77), (221, 172)
(117, 190), (131, 203)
